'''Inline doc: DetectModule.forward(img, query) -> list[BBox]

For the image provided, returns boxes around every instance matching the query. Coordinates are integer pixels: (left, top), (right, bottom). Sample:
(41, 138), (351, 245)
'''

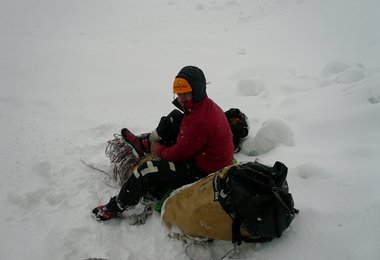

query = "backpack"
(213, 161), (298, 245)
(224, 108), (249, 153)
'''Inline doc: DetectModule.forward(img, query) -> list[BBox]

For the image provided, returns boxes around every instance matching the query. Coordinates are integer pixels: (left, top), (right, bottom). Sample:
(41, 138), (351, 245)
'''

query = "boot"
(92, 196), (124, 221)
(121, 128), (150, 156)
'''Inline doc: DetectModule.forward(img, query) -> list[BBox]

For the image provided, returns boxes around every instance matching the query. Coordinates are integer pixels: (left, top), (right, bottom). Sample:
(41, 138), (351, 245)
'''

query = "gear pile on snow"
(162, 160), (297, 244)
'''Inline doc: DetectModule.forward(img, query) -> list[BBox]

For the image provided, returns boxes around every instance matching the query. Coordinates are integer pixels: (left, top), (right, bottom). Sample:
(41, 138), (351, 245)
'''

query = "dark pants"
(117, 109), (202, 209)
(117, 160), (204, 208)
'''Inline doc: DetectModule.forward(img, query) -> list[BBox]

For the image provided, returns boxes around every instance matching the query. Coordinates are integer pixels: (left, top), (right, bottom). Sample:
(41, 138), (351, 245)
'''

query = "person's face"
(177, 92), (192, 105)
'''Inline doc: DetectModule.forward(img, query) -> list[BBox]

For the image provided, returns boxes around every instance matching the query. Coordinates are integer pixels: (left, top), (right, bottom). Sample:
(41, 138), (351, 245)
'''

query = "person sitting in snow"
(92, 65), (234, 221)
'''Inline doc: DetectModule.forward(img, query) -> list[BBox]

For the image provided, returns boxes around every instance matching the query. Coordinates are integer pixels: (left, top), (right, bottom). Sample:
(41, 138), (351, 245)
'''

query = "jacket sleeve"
(156, 117), (207, 162)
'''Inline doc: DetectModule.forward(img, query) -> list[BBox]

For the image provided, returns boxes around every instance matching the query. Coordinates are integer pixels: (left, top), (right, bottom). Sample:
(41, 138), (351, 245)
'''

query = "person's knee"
(135, 161), (158, 185)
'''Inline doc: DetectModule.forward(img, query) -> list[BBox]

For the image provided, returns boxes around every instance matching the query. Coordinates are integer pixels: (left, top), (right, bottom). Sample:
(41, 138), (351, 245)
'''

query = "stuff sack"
(162, 173), (252, 241)
(214, 161), (298, 245)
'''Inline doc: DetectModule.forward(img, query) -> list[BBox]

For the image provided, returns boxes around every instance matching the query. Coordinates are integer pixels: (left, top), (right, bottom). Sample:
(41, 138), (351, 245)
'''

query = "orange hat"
(173, 77), (192, 94)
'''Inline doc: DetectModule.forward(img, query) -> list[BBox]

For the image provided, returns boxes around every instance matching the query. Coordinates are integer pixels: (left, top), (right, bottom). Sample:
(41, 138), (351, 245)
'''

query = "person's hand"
(150, 142), (162, 155)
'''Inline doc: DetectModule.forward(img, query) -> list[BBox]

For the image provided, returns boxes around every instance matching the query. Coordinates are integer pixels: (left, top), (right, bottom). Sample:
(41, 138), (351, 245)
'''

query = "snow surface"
(1, 0), (380, 259)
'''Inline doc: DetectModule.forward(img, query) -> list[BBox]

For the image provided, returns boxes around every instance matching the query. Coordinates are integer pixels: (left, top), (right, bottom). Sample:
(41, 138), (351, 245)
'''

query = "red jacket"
(156, 97), (234, 174)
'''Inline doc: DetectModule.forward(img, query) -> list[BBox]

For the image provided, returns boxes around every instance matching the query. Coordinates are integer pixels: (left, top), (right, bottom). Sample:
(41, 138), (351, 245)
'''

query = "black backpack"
(224, 108), (249, 153)
(213, 161), (298, 245)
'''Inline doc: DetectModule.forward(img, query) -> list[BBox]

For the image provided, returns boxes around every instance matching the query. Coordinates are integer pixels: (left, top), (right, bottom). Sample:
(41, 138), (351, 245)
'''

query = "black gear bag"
(213, 161), (298, 245)
(224, 108), (249, 153)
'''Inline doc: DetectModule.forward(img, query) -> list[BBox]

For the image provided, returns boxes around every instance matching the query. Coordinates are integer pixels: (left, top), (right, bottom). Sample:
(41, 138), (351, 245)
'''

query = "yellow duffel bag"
(162, 172), (250, 241)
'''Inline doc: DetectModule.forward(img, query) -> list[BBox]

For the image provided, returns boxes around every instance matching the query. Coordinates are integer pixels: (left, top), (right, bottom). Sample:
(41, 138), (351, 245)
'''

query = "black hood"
(176, 66), (207, 103)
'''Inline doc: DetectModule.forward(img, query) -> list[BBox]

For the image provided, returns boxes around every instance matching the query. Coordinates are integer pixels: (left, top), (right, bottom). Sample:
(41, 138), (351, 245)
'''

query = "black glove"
(156, 109), (184, 146)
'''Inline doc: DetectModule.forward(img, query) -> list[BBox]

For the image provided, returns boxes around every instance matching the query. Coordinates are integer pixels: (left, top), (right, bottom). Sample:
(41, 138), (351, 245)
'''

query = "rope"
(185, 242), (196, 260)
(80, 158), (109, 175)
(104, 134), (140, 185)
(220, 245), (237, 260)
(80, 158), (119, 188)
(184, 242), (238, 260)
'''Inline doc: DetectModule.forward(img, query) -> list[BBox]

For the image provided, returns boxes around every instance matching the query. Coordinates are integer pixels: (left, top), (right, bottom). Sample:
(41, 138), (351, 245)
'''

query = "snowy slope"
(1, 0), (380, 259)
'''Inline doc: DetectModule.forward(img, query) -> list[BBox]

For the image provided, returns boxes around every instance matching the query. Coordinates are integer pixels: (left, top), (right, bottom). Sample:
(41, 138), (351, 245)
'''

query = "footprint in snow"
(237, 78), (266, 96)
(294, 163), (332, 180)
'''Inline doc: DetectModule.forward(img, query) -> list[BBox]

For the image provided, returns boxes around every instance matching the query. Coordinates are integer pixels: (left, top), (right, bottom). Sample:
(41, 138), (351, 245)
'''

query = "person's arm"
(154, 119), (207, 161)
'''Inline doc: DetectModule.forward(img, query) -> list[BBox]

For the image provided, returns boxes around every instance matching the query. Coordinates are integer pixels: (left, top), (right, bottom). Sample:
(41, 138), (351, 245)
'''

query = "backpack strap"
(231, 215), (243, 245)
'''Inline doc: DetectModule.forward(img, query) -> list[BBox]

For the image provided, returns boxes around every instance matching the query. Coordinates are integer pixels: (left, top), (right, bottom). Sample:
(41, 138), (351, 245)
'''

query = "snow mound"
(242, 118), (294, 156)
(237, 78), (266, 96)
(321, 62), (352, 77)
(321, 62), (366, 84)
(336, 68), (366, 84)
